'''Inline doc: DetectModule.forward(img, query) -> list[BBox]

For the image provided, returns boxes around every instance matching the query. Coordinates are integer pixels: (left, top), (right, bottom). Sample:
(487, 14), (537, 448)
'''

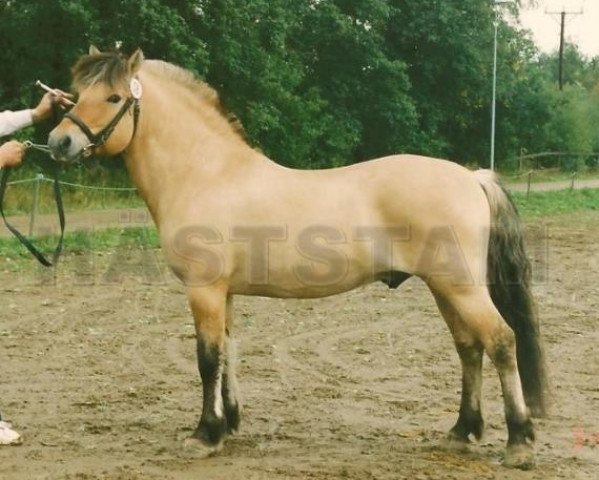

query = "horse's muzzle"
(48, 130), (85, 163)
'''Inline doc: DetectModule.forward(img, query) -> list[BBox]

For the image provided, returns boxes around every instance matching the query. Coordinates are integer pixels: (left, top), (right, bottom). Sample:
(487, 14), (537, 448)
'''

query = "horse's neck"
(123, 76), (258, 224)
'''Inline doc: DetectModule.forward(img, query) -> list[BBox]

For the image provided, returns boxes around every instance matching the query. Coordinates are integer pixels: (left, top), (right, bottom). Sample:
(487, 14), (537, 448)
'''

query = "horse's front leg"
(185, 285), (229, 454)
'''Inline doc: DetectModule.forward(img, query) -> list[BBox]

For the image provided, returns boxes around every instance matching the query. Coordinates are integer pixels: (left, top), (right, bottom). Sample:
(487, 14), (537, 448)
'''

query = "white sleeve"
(0, 109), (34, 137)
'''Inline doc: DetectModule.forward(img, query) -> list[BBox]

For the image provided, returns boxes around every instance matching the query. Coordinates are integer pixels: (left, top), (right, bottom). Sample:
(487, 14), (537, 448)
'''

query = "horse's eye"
(107, 94), (122, 104)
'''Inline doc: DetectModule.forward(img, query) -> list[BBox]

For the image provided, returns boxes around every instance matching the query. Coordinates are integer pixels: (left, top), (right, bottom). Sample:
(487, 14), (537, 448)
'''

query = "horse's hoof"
(183, 436), (223, 458)
(503, 444), (535, 470)
(441, 432), (471, 452)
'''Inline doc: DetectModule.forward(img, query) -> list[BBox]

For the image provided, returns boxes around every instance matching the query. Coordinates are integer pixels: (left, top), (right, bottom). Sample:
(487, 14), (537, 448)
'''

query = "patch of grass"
(512, 188), (599, 217)
(501, 169), (599, 184)
(3, 181), (144, 216)
(0, 226), (159, 261)
(3, 160), (143, 215)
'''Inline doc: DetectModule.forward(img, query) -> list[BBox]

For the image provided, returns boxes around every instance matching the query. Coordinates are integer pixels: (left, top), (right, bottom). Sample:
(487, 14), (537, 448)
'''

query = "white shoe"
(0, 420), (22, 445)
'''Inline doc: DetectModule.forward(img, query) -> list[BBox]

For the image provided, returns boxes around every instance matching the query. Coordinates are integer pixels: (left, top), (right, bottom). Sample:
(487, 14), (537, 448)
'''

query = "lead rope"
(0, 99), (66, 267)
(23, 141), (51, 153)
(0, 162), (65, 267)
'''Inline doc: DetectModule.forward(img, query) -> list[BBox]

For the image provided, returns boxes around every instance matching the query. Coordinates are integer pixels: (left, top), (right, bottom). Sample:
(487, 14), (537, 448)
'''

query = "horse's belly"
(228, 268), (371, 298)
(162, 223), (415, 296)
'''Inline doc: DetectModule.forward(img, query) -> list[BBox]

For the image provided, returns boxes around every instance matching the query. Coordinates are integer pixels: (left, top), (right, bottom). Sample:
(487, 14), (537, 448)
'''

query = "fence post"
(526, 170), (532, 198)
(29, 173), (44, 236)
(570, 171), (577, 190)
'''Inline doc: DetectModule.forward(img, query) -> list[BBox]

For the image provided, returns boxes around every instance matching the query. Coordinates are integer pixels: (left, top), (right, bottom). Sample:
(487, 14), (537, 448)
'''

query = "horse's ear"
(128, 49), (144, 74)
(89, 45), (101, 55)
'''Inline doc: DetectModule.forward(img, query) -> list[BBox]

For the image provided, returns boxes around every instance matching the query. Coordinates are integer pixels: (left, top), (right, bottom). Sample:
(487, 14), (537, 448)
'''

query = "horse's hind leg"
(433, 293), (484, 447)
(222, 295), (241, 433)
(185, 285), (228, 455)
(431, 284), (535, 469)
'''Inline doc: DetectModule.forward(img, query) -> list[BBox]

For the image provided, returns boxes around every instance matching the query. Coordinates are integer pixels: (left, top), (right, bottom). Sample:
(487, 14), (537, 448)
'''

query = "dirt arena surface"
(1, 211), (598, 479)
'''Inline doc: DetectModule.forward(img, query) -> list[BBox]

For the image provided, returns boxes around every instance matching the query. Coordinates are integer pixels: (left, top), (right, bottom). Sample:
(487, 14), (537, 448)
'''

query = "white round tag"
(130, 78), (143, 99)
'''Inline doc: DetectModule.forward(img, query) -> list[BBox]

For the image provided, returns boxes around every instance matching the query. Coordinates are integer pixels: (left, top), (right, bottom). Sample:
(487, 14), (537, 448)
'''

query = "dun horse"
(48, 48), (548, 469)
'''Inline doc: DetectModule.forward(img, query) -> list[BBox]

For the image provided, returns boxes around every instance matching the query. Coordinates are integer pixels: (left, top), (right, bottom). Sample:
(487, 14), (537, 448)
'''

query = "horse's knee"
(485, 326), (517, 369)
(455, 341), (483, 365)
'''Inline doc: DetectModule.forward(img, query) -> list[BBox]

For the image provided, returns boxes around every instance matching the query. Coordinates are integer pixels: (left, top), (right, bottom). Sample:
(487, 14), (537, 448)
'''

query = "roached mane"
(71, 51), (246, 140)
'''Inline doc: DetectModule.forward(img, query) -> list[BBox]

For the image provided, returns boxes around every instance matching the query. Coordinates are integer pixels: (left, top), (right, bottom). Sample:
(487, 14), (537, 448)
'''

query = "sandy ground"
(0, 211), (598, 479)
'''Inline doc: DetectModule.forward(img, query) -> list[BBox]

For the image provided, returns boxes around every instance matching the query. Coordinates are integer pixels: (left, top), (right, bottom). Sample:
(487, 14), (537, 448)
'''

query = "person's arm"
(0, 109), (34, 137)
(0, 91), (73, 138)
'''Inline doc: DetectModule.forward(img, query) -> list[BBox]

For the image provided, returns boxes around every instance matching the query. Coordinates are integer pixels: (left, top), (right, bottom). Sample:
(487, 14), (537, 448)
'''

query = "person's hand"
(0, 140), (26, 168)
(31, 90), (74, 122)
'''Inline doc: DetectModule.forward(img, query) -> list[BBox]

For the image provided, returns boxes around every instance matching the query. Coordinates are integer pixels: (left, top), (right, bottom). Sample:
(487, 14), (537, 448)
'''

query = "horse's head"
(49, 46), (144, 163)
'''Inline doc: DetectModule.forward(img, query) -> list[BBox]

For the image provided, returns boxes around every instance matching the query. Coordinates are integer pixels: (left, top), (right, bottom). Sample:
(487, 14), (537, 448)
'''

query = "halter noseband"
(64, 94), (140, 157)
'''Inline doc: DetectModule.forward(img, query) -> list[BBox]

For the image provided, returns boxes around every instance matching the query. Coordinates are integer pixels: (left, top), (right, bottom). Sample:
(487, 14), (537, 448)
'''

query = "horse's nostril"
(59, 135), (72, 151)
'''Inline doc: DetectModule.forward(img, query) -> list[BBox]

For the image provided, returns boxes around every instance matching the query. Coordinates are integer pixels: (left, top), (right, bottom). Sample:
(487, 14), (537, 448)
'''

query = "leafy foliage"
(1, 0), (598, 172)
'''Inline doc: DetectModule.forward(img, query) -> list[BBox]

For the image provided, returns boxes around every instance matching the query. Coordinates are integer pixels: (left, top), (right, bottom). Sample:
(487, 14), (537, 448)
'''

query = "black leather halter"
(64, 95), (140, 157)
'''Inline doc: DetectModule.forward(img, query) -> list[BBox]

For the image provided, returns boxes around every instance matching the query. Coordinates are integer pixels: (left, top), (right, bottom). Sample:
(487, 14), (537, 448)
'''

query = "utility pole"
(546, 7), (583, 90)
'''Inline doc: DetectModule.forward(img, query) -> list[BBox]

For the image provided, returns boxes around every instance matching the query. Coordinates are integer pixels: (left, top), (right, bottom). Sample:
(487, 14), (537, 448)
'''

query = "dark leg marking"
(492, 337), (535, 446)
(507, 416), (535, 445)
(192, 338), (227, 446)
(450, 343), (485, 442)
(221, 372), (241, 433)
(451, 407), (484, 442)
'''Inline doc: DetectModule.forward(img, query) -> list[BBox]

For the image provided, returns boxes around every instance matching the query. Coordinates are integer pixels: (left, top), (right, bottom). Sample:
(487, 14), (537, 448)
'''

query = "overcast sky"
(518, 0), (599, 57)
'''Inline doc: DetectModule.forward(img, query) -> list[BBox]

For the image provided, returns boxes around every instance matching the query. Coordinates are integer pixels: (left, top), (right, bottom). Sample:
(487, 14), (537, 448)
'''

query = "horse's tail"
(474, 169), (549, 417)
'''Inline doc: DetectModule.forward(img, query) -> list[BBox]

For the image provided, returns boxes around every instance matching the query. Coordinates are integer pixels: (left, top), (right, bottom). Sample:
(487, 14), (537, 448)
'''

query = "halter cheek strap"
(64, 96), (140, 157)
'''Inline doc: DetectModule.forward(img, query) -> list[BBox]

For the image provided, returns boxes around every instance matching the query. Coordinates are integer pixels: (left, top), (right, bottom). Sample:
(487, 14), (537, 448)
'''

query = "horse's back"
(343, 154), (490, 227)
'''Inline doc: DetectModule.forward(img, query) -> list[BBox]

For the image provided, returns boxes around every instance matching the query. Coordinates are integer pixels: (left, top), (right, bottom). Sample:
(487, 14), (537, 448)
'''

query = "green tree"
(196, 0), (327, 167)
(89, 0), (209, 74)
(293, 0), (418, 164)
(1, 0), (597, 175)
(195, 0), (418, 167)
(0, 0), (94, 108)
(386, 0), (496, 161)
